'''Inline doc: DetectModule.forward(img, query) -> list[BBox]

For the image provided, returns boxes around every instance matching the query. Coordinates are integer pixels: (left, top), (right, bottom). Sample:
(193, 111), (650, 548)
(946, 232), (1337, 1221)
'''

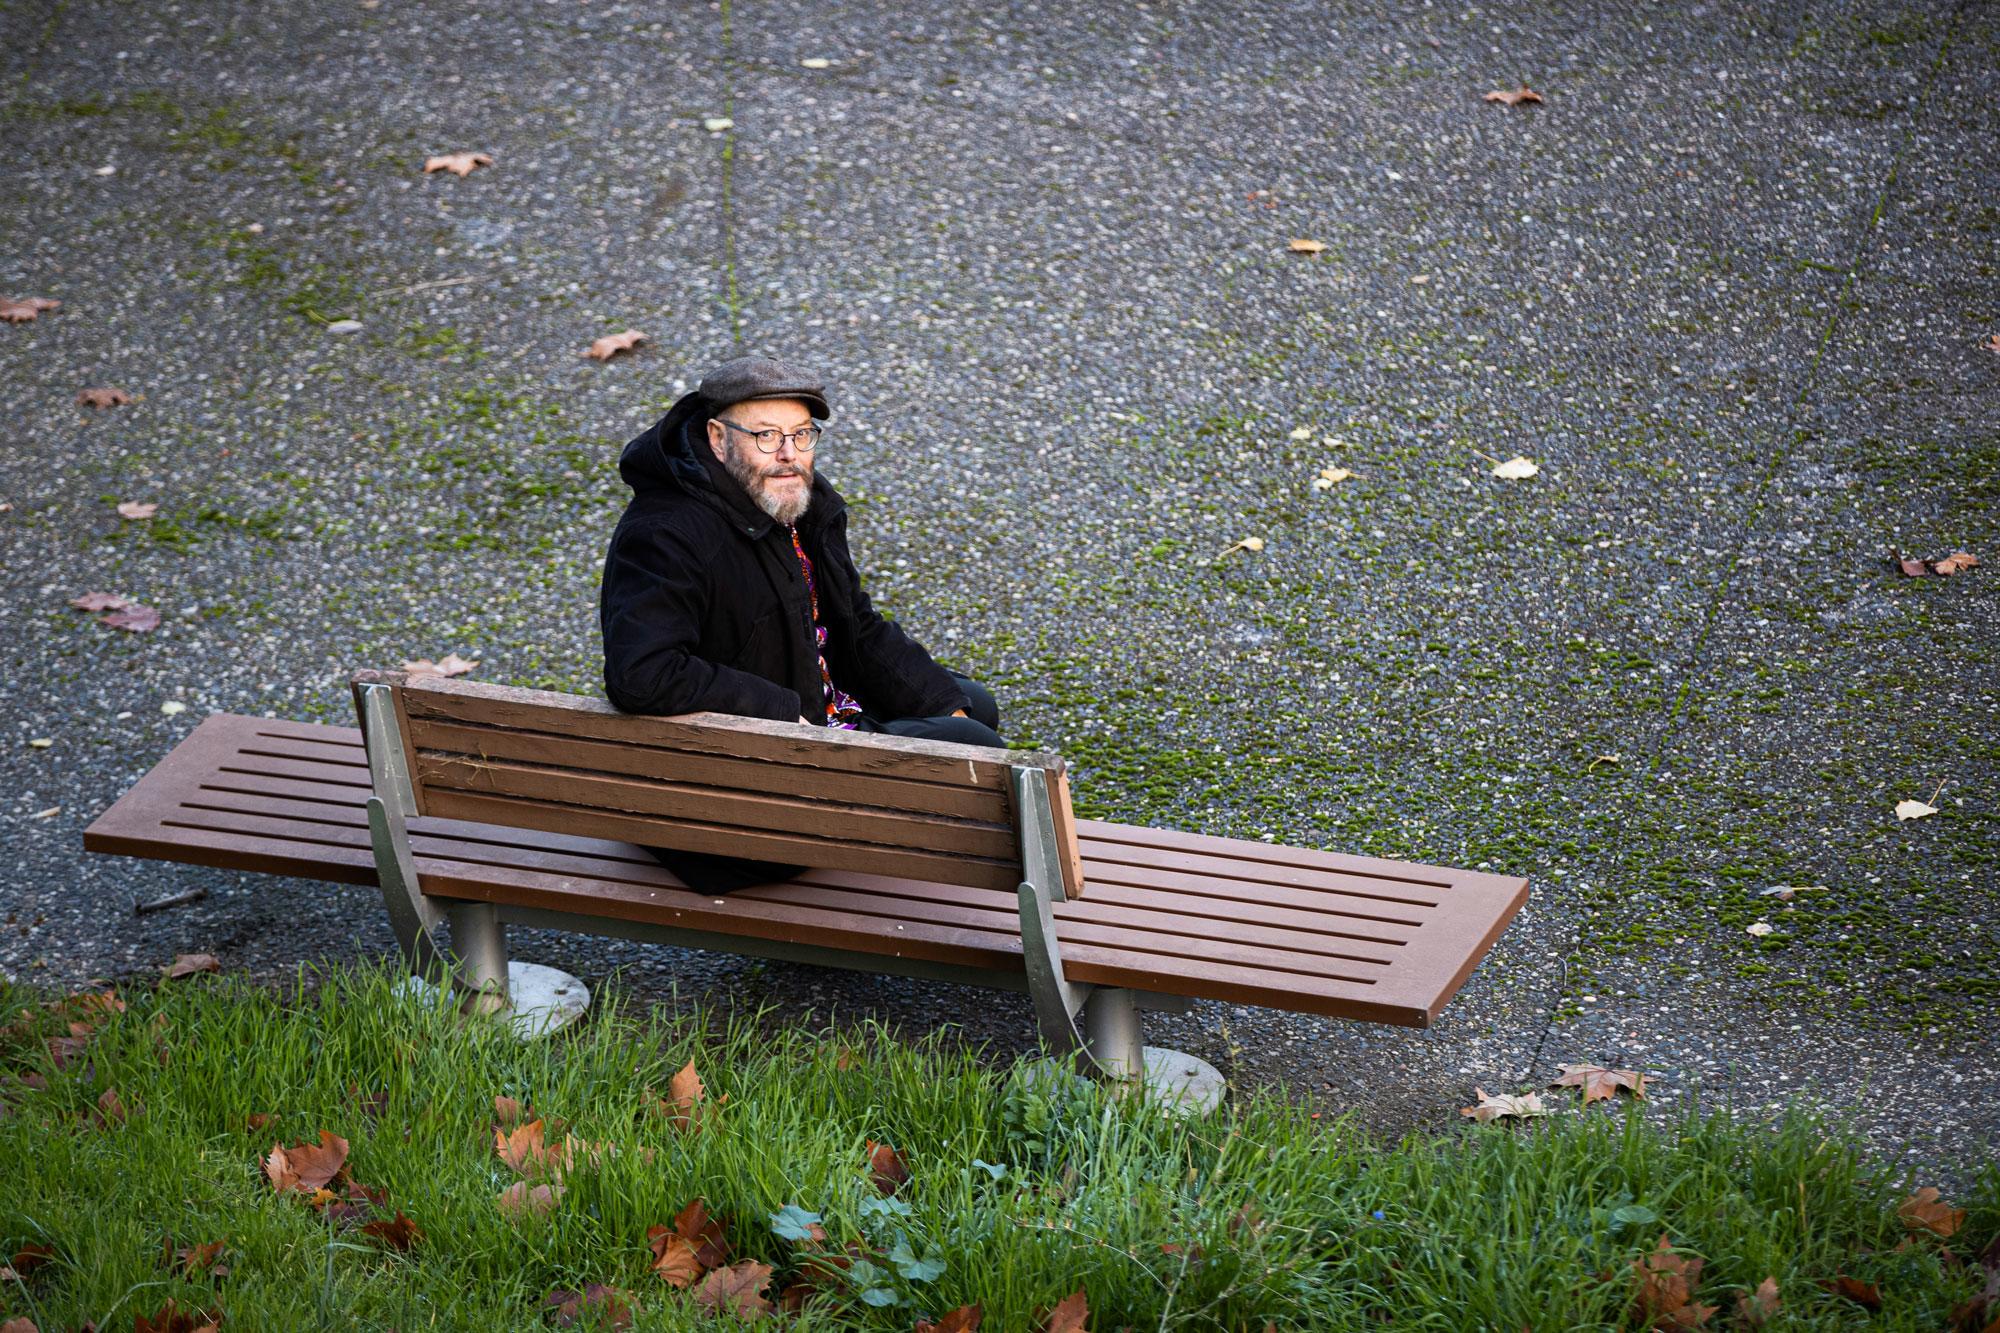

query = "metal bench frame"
(357, 682), (1182, 1084)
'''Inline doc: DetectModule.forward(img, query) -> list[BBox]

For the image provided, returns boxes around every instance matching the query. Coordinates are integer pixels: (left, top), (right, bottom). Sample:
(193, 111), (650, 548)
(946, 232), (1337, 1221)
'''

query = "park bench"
(84, 670), (1528, 1106)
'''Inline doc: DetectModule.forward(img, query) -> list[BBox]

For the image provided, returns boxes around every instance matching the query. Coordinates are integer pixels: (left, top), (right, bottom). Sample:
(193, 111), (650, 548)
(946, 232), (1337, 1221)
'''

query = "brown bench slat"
(85, 713), (1528, 1025)
(414, 752), (1020, 861)
(410, 718), (1005, 822)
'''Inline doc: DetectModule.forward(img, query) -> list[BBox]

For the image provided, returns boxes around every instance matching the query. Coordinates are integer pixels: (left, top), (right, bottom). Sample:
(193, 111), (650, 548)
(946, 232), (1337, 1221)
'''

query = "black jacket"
(599, 391), (969, 724)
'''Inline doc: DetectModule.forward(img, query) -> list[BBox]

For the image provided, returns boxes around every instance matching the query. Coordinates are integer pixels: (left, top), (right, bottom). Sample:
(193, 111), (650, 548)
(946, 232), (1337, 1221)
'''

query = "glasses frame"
(714, 418), (823, 454)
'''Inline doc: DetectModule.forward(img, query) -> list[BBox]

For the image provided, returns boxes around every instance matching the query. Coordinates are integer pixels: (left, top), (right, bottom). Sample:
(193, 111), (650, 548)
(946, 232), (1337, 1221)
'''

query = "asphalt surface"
(2, 0), (1994, 1182)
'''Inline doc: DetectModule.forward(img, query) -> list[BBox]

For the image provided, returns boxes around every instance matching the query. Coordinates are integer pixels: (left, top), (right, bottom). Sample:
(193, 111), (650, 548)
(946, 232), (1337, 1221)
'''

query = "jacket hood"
(616, 390), (842, 537)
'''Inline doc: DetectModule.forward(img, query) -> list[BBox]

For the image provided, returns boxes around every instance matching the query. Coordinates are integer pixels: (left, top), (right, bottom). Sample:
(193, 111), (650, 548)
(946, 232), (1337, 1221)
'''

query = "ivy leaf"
(769, 1205), (825, 1243)
(970, 1158), (1006, 1181)
(888, 1237), (947, 1283)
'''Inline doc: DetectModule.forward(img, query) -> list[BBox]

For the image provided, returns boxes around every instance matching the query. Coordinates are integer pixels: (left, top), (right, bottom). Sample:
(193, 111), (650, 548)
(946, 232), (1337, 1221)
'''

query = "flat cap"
(697, 354), (830, 420)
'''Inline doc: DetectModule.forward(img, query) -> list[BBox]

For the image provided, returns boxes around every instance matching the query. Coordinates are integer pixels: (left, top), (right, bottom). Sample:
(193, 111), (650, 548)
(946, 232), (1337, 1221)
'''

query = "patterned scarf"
(788, 524), (864, 729)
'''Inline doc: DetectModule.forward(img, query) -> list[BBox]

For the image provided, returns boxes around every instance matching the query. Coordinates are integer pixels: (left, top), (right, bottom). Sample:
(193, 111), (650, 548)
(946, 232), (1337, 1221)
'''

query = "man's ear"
(705, 419), (729, 464)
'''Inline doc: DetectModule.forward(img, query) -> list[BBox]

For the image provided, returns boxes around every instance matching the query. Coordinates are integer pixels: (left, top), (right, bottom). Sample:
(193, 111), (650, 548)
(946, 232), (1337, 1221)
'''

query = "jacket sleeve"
(818, 511), (970, 721)
(600, 517), (803, 722)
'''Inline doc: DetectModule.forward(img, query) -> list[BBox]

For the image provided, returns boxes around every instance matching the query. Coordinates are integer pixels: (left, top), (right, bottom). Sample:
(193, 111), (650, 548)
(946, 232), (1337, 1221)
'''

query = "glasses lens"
(795, 426), (822, 451)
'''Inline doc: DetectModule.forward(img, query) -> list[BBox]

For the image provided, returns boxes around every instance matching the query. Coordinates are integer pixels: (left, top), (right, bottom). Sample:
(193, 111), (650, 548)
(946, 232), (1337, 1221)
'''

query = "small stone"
(325, 319), (364, 335)
(28, 738), (54, 748)
(800, 57), (832, 69)
(702, 117), (734, 132)
(161, 701), (188, 716)
(1746, 921), (1774, 937)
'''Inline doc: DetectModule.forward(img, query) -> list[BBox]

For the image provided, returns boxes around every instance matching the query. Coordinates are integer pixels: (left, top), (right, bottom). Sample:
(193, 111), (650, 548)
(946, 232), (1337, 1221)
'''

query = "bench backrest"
(350, 671), (1086, 899)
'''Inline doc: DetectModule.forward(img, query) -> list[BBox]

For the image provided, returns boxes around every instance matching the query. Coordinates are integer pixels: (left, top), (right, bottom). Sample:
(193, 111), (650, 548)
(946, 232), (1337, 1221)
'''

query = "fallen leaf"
(702, 116), (735, 132)
(1288, 426), (1314, 440)
(647, 1231), (704, 1288)
(423, 151), (492, 177)
(133, 1300), (221, 1333)
(1287, 238), (1327, 254)
(94, 1087), (130, 1125)
(1460, 1087), (1550, 1123)
(1895, 799), (1938, 821)
(660, 1058), (706, 1130)
(1490, 456), (1540, 480)
(324, 319), (363, 335)
(494, 1118), (567, 1179)
(916, 1306), (984, 1333)
(800, 57), (832, 69)
(245, 1113), (273, 1132)
(493, 1094), (525, 1126)
(1899, 1187), (1965, 1238)
(100, 604), (162, 632)
(1484, 85), (1544, 106)
(0, 295), (61, 323)
(1729, 1276), (1779, 1327)
(1933, 551), (1981, 575)
(585, 329), (647, 362)
(0, 1322), (36, 1333)
(1745, 922), (1774, 938)
(401, 653), (478, 678)
(175, 1240), (228, 1277)
(1312, 467), (1358, 491)
(161, 701), (187, 716)
(694, 1260), (773, 1319)
(673, 1198), (731, 1269)
(1898, 556), (1931, 576)
(162, 954), (221, 979)
(27, 738), (52, 749)
(867, 1139), (911, 1195)
(360, 1212), (423, 1251)
(1213, 536), (1266, 562)
(263, 1130), (350, 1194)
(1551, 1064), (1646, 1104)
(1631, 1235), (1715, 1329)
(1041, 1288), (1090, 1333)
(69, 592), (133, 611)
(116, 501), (157, 520)
(10, 1243), (55, 1274)
(1759, 885), (1826, 900)
(76, 387), (131, 408)
(545, 1284), (635, 1329)
(496, 1181), (563, 1218)
(1822, 1275), (1881, 1311)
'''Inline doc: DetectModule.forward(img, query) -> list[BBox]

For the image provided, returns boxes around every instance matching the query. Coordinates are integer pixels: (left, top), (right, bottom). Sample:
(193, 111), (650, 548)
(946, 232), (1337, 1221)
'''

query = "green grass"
(1, 963), (1993, 1330)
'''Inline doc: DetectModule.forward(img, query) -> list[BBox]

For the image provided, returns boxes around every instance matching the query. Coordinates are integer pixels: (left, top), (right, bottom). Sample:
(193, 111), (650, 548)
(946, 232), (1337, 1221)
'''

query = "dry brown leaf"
(585, 329), (648, 361)
(867, 1139), (911, 1195)
(648, 1231), (704, 1288)
(493, 1094), (525, 1126)
(1551, 1064), (1646, 1104)
(116, 501), (157, 520)
(545, 1284), (635, 1330)
(1933, 551), (1981, 575)
(917, 1306), (984, 1333)
(1982, 334), (2000, 355)
(673, 1198), (730, 1269)
(401, 652), (478, 678)
(0, 295), (61, 323)
(1042, 1288), (1091, 1333)
(263, 1130), (350, 1194)
(10, 1243), (54, 1275)
(176, 1240), (228, 1278)
(694, 1260), (774, 1320)
(360, 1212), (423, 1251)
(1286, 238), (1326, 254)
(100, 603), (161, 632)
(162, 954), (221, 980)
(1899, 1186), (1966, 1238)
(424, 151), (493, 177)
(1213, 536), (1266, 562)
(1895, 799), (1939, 822)
(495, 1118), (567, 1179)
(1631, 1235), (1715, 1329)
(1460, 1087), (1550, 1123)
(1734, 1277), (1780, 1327)
(0, 1321), (35, 1333)
(1490, 455), (1540, 480)
(1822, 1275), (1882, 1311)
(76, 386), (131, 408)
(94, 1087), (130, 1125)
(496, 1181), (564, 1218)
(1899, 556), (1931, 577)
(1484, 86), (1544, 106)
(134, 1299), (221, 1333)
(69, 592), (133, 612)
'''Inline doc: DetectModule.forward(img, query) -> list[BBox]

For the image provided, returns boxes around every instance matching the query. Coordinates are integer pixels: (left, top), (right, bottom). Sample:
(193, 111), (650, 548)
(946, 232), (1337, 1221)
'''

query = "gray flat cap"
(697, 354), (830, 420)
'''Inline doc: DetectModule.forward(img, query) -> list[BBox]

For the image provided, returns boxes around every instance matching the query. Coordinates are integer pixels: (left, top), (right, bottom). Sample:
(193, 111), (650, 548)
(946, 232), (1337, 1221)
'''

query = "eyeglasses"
(714, 418), (824, 454)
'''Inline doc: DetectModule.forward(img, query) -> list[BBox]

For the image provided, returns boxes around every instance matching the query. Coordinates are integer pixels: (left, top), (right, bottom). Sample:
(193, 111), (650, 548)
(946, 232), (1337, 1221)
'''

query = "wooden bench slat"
(414, 751), (1020, 862)
(409, 718), (1007, 822)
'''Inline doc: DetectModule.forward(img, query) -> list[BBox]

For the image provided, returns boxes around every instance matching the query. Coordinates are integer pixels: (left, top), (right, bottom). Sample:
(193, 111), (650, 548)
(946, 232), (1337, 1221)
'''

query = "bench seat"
(85, 712), (1527, 1028)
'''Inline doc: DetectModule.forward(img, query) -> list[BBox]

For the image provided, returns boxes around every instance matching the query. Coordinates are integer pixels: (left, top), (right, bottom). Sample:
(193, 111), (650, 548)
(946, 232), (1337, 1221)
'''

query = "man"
(600, 354), (1002, 890)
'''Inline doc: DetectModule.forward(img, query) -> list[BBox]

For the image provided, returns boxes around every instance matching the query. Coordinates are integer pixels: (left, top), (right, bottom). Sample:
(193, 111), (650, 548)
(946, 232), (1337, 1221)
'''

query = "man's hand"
(951, 709), (968, 718)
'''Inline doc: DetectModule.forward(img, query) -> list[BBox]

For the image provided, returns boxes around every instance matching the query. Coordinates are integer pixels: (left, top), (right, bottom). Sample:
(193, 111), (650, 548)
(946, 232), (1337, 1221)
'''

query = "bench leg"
(1081, 988), (1228, 1114)
(448, 901), (510, 1015)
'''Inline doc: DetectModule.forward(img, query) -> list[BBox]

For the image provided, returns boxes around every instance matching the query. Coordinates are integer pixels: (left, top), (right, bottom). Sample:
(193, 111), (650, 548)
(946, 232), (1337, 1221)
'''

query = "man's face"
(706, 398), (815, 525)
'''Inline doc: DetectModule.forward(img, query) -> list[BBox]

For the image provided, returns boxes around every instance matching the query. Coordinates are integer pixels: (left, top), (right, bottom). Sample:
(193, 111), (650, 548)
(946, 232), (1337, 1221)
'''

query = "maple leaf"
(245, 1112), (274, 1133)
(545, 1284), (635, 1329)
(493, 1094), (526, 1126)
(917, 1306), (984, 1333)
(1551, 1064), (1646, 1105)
(495, 1119), (569, 1179)
(162, 954), (221, 979)
(1822, 1275), (1881, 1311)
(263, 1130), (350, 1194)
(76, 386), (131, 408)
(10, 1242), (54, 1274)
(70, 592), (134, 612)
(133, 1299), (221, 1333)
(116, 501), (157, 520)
(673, 1197), (731, 1269)
(94, 1087), (130, 1125)
(693, 1261), (773, 1320)
(1460, 1087), (1551, 1123)
(0, 295), (60, 323)
(0, 1319), (33, 1333)
(401, 652), (478, 678)
(423, 151), (493, 177)
(1041, 1288), (1090, 1333)
(1631, 1235), (1715, 1329)
(585, 329), (647, 361)
(176, 1240), (229, 1278)
(867, 1139), (911, 1195)
(360, 1212), (423, 1251)
(496, 1181), (564, 1218)
(1933, 550), (1981, 575)
(647, 1230), (704, 1288)
(1484, 85), (1544, 105)
(1734, 1277), (1780, 1327)
(1898, 1186), (1965, 1238)
(1287, 238), (1327, 254)
(100, 604), (161, 632)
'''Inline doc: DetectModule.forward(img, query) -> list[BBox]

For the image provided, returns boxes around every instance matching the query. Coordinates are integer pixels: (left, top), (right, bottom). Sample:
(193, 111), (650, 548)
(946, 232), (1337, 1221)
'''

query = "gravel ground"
(2, 0), (1993, 1182)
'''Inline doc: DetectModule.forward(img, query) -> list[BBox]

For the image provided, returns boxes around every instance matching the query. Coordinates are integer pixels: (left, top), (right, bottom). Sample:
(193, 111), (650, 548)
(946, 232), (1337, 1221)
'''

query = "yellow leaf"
(1490, 456), (1540, 480)
(1287, 238), (1326, 254)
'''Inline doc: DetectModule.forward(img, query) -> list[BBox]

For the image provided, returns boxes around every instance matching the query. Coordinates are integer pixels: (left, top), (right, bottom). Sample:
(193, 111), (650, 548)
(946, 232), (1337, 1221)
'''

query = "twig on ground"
(134, 887), (208, 916)
(371, 275), (477, 298)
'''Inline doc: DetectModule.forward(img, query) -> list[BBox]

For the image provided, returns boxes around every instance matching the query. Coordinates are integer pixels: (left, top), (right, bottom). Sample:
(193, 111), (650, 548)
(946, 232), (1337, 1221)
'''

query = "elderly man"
(600, 354), (1002, 890)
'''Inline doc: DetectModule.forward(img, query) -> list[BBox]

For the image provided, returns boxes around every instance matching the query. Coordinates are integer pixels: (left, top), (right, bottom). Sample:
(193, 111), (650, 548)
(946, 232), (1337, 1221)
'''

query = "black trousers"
(644, 671), (1002, 893)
